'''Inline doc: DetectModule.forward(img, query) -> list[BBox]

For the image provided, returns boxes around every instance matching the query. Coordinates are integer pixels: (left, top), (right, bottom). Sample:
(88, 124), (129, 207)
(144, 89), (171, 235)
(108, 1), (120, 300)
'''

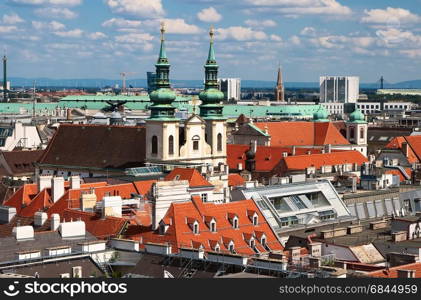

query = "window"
(193, 222), (199, 234)
(210, 220), (216, 232)
(261, 237), (267, 247)
(228, 242), (235, 253)
(217, 133), (222, 152)
(201, 193), (208, 202)
(192, 135), (200, 151)
(168, 135), (174, 155)
(253, 214), (258, 226)
(250, 239), (255, 248)
(360, 127), (365, 140)
(349, 127), (355, 139)
(214, 244), (220, 252)
(233, 217), (239, 229)
(152, 135), (158, 155)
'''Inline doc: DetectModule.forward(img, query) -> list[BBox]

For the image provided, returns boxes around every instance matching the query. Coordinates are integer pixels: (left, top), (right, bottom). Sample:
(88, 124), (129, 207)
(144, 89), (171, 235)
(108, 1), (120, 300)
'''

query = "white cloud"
(35, 7), (78, 19)
(140, 18), (202, 34)
(2, 13), (24, 24)
(400, 49), (421, 58)
(215, 26), (267, 41)
(89, 32), (107, 40)
(53, 29), (83, 38)
(300, 26), (316, 36)
(362, 7), (421, 24)
(376, 28), (421, 46)
(115, 33), (154, 43)
(9, 0), (81, 6)
(289, 35), (301, 45)
(197, 7), (222, 23)
(102, 18), (141, 28)
(246, 0), (352, 16)
(106, 0), (164, 18)
(245, 19), (277, 27)
(0, 26), (18, 33)
(32, 20), (65, 31)
(270, 34), (282, 41)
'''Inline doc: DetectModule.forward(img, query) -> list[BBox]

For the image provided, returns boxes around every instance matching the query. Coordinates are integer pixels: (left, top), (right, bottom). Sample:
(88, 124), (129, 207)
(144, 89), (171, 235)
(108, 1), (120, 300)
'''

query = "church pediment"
(185, 114), (205, 125)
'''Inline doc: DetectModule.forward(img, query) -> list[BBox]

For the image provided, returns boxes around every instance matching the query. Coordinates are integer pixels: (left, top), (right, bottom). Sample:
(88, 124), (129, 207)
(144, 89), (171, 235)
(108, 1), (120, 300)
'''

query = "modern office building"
(147, 71), (157, 94)
(218, 78), (241, 101)
(320, 76), (359, 103)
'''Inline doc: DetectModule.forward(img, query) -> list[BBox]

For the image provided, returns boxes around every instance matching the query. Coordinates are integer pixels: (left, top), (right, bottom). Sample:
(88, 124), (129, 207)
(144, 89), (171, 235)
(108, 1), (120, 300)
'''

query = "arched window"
(192, 135), (200, 151)
(168, 135), (174, 155)
(360, 127), (365, 140)
(217, 133), (223, 152)
(152, 136), (158, 155)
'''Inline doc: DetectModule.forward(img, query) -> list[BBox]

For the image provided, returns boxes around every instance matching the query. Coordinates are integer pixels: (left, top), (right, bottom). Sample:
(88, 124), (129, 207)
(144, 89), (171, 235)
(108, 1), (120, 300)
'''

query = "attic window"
(174, 175), (180, 180)
(210, 220), (216, 233)
(228, 241), (235, 253)
(214, 244), (220, 252)
(193, 222), (199, 234)
(233, 216), (239, 229)
(253, 214), (259, 226)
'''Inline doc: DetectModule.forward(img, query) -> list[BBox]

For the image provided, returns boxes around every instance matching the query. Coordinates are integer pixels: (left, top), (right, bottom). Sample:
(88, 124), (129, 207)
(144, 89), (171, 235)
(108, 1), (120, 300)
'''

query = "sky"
(1, 0), (421, 83)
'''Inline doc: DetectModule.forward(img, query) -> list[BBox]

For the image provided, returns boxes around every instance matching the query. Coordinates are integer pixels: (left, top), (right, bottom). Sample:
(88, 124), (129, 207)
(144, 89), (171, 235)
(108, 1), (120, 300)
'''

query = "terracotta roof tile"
(228, 174), (245, 187)
(367, 262), (421, 278)
(164, 168), (212, 188)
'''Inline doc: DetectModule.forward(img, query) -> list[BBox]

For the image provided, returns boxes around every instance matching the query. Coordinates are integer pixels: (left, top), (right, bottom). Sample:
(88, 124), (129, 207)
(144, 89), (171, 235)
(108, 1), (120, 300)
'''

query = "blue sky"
(1, 0), (421, 83)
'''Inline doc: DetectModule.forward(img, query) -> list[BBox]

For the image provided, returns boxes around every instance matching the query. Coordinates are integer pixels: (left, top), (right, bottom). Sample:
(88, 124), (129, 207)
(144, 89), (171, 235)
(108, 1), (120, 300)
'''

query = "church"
(145, 25), (228, 170)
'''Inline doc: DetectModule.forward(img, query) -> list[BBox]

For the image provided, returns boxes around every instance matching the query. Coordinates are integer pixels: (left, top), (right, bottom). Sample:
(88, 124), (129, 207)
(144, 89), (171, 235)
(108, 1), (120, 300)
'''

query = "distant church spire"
(275, 64), (285, 102)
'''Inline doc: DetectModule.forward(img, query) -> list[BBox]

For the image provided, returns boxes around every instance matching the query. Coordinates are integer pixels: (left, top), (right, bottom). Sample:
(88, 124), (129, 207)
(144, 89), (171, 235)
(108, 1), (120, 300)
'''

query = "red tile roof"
(386, 136), (421, 163)
(133, 180), (157, 196)
(125, 196), (284, 256)
(227, 144), (326, 172)
(281, 150), (368, 172)
(254, 122), (350, 147)
(62, 209), (127, 239)
(38, 124), (146, 169)
(228, 174), (245, 187)
(164, 168), (212, 188)
(385, 168), (412, 182)
(0, 150), (44, 176)
(367, 262), (421, 278)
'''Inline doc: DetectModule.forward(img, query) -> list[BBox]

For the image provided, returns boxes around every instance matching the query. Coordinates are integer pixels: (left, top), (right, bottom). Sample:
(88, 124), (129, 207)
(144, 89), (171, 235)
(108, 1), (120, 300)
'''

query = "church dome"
(313, 108), (329, 122)
(199, 88), (224, 103)
(349, 109), (365, 123)
(149, 88), (176, 103)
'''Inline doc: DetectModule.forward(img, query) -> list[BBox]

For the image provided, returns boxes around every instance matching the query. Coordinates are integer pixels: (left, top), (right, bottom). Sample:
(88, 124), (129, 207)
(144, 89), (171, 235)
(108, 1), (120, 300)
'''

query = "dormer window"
(193, 222), (199, 234)
(233, 217), (239, 229)
(210, 220), (216, 233)
(253, 214), (258, 226)
(228, 241), (235, 253)
(249, 238), (255, 248)
(215, 244), (220, 252)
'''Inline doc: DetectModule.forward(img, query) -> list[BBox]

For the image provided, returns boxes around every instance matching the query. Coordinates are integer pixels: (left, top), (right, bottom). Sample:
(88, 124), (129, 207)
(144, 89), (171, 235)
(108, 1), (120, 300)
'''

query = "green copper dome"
(349, 109), (366, 123)
(199, 88), (224, 103)
(150, 88), (176, 103)
(313, 108), (329, 122)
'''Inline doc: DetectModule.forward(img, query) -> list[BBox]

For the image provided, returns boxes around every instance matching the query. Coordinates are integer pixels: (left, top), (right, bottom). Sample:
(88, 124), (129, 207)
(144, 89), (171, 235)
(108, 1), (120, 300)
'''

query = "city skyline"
(1, 0), (421, 83)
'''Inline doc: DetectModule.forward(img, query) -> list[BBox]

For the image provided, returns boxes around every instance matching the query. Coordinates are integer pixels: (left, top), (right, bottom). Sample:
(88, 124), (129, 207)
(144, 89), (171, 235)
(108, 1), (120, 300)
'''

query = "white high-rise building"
(320, 76), (359, 103)
(218, 78), (241, 101)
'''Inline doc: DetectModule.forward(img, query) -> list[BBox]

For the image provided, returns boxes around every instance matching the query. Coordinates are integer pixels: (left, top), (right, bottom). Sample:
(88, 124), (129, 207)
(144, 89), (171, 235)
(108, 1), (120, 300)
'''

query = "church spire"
(199, 26), (225, 119)
(148, 23), (177, 120)
(275, 64), (285, 102)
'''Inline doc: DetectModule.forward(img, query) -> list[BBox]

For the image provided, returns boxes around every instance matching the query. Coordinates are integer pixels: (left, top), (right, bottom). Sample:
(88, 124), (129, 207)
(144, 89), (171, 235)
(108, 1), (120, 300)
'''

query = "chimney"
(397, 269), (415, 278)
(282, 152), (288, 158)
(102, 196), (123, 218)
(402, 142), (410, 158)
(290, 246), (301, 263)
(308, 242), (322, 258)
(13, 226), (34, 241)
(66, 108), (72, 120)
(292, 146), (296, 156)
(324, 144), (332, 154)
(38, 175), (53, 192)
(0, 206), (16, 224)
(237, 163), (243, 171)
(70, 175), (81, 190)
(34, 211), (47, 227)
(81, 190), (97, 212)
(51, 213), (60, 231)
(59, 220), (86, 238)
(51, 177), (65, 203)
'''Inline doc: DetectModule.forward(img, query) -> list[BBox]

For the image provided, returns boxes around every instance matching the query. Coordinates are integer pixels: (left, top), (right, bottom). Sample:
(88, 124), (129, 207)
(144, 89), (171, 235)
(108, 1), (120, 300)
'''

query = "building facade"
(218, 78), (241, 101)
(320, 76), (359, 103)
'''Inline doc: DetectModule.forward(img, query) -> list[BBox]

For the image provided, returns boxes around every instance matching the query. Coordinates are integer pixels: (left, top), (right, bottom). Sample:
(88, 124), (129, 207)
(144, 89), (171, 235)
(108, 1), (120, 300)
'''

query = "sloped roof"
(0, 150), (44, 176)
(387, 135), (421, 164)
(38, 124), (146, 170)
(367, 262), (421, 278)
(164, 168), (212, 188)
(281, 151), (368, 171)
(227, 144), (326, 172)
(62, 209), (127, 239)
(254, 122), (350, 147)
(228, 174), (245, 187)
(126, 196), (284, 256)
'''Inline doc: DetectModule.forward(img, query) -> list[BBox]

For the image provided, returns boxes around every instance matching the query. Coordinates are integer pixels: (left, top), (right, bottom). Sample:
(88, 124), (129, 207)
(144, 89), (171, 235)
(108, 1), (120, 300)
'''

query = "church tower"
(146, 23), (180, 164)
(198, 26), (227, 167)
(275, 65), (285, 102)
(346, 109), (368, 156)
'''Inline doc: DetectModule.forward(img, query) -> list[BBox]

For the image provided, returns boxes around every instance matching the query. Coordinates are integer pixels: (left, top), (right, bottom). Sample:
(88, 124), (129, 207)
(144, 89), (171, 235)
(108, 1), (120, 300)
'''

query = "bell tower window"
(217, 133), (222, 152)
(152, 136), (158, 155)
(192, 135), (200, 151)
(168, 135), (174, 155)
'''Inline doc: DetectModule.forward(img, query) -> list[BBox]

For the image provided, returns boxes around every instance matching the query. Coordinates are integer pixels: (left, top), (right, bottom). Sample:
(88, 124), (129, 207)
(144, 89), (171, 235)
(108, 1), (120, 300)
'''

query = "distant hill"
(6, 77), (421, 90)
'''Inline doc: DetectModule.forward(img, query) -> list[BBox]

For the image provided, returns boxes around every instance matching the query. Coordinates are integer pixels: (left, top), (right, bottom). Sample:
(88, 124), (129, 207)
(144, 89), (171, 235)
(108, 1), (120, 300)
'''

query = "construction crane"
(120, 72), (136, 95)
